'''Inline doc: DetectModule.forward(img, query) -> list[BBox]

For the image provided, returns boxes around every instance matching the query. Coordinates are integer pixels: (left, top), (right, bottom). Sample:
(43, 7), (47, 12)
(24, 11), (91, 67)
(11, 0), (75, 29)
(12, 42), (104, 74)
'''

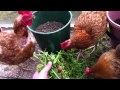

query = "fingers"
(41, 61), (52, 74)
(33, 71), (39, 79)
(33, 61), (52, 79)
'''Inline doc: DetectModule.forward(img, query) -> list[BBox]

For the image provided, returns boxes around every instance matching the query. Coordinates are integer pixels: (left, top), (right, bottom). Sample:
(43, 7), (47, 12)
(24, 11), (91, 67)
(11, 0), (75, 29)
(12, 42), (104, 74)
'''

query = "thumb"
(40, 61), (52, 74)
(38, 61), (52, 79)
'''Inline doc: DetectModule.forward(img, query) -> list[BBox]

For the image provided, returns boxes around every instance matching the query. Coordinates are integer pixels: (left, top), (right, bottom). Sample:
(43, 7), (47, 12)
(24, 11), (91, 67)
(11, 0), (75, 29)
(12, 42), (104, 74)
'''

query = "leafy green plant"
(33, 35), (109, 79)
(34, 50), (62, 79)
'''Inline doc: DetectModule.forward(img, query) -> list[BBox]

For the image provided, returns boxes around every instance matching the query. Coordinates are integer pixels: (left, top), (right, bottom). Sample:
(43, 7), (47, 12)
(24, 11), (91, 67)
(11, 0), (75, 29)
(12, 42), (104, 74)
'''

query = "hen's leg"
(89, 44), (97, 55)
(77, 50), (84, 60)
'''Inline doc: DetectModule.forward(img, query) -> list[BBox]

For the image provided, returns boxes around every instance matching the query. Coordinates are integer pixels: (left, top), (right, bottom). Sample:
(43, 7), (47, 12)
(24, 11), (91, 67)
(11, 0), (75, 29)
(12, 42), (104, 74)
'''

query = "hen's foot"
(89, 44), (97, 56)
(76, 50), (84, 60)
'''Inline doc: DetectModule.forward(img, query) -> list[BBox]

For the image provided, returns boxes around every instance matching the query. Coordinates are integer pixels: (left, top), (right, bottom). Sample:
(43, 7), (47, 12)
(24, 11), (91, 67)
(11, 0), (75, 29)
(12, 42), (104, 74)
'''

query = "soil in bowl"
(115, 19), (120, 25)
(36, 21), (65, 33)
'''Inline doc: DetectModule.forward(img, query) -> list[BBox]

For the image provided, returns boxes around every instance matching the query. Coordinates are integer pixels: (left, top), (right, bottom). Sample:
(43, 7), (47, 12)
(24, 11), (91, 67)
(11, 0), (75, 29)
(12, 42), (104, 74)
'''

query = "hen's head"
(18, 11), (33, 27)
(60, 39), (72, 50)
(85, 67), (91, 76)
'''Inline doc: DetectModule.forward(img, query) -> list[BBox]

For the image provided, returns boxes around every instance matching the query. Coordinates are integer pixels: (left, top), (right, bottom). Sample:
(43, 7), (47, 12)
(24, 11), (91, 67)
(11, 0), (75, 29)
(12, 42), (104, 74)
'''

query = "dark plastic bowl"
(27, 11), (72, 53)
(107, 11), (120, 40)
(107, 31), (120, 48)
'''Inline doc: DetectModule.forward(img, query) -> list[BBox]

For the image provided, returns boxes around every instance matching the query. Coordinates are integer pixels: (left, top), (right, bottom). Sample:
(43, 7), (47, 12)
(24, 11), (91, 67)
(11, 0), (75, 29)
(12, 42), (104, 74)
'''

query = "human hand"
(33, 61), (52, 79)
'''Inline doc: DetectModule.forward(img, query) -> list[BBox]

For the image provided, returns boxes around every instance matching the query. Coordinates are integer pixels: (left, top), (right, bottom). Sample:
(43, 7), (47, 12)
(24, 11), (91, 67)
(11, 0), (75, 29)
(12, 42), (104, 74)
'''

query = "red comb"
(18, 11), (33, 26)
(85, 67), (90, 76)
(18, 11), (32, 15)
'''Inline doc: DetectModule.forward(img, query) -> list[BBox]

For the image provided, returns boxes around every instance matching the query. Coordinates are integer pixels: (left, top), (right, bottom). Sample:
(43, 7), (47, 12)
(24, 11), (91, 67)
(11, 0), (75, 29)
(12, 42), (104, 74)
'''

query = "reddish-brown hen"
(85, 44), (120, 79)
(0, 11), (36, 65)
(61, 11), (107, 50)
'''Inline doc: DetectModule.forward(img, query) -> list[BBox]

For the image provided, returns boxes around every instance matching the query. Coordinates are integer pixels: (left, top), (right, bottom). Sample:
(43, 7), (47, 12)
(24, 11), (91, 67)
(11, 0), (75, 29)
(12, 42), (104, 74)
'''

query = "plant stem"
(34, 53), (45, 65)
(51, 69), (60, 79)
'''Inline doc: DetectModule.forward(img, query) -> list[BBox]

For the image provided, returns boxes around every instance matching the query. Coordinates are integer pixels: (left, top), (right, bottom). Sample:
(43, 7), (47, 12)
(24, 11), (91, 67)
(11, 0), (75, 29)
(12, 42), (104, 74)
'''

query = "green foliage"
(33, 36), (108, 79)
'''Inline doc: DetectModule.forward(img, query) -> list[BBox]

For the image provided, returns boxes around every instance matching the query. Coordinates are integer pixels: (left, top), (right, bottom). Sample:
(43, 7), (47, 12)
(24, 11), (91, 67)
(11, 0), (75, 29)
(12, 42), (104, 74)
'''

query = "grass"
(33, 35), (109, 79)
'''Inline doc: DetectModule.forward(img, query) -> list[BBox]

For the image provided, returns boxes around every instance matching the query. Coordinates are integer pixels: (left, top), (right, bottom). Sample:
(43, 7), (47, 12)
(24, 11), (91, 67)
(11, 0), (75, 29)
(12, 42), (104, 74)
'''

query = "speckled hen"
(85, 44), (120, 79)
(61, 11), (107, 51)
(0, 11), (36, 65)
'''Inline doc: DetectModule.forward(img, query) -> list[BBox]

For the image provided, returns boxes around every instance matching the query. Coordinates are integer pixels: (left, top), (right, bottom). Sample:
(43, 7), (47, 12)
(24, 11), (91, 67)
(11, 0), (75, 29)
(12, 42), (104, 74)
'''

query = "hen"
(85, 44), (120, 79)
(60, 11), (107, 57)
(0, 11), (36, 65)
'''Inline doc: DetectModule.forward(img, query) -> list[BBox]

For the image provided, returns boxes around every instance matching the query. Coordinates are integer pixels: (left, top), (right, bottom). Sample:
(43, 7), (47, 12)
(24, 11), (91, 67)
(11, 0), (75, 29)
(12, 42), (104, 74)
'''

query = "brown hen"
(85, 44), (120, 79)
(0, 11), (36, 65)
(61, 11), (107, 52)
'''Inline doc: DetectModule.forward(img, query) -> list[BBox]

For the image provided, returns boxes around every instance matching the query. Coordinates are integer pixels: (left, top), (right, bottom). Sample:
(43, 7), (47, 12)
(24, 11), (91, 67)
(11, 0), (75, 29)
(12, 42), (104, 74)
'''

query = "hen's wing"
(70, 30), (92, 49)
(74, 11), (107, 44)
(0, 30), (36, 65)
